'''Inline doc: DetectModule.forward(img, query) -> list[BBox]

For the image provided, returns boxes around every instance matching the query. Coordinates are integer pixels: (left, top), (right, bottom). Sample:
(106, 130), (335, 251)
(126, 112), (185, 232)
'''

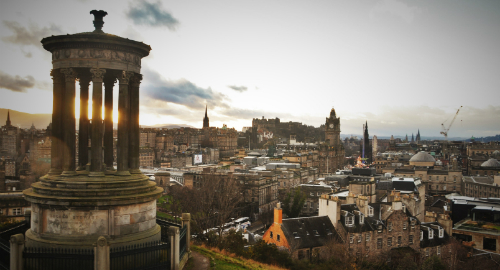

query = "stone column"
(60, 68), (77, 175)
(129, 74), (142, 174)
(49, 69), (64, 175)
(181, 213), (191, 254)
(104, 77), (116, 171)
(9, 234), (24, 270)
(89, 68), (106, 176)
(116, 71), (133, 176)
(169, 226), (180, 270)
(94, 236), (110, 270)
(77, 74), (91, 171)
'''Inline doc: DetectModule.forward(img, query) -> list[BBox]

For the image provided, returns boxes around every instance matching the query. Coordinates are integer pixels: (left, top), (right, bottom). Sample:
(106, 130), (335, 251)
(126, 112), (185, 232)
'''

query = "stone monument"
(23, 10), (163, 248)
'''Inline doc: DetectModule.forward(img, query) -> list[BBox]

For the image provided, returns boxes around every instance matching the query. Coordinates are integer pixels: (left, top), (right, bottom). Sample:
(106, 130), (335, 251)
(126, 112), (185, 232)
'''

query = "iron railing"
(179, 225), (187, 259)
(23, 247), (94, 270)
(110, 241), (170, 270)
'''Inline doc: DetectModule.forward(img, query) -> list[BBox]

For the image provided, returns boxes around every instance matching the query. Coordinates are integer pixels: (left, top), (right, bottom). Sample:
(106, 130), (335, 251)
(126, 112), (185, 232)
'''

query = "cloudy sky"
(0, 0), (499, 137)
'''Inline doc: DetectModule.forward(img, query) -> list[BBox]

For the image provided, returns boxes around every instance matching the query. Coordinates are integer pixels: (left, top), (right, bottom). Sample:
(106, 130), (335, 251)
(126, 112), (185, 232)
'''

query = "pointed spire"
(205, 104), (208, 118)
(6, 110), (11, 126)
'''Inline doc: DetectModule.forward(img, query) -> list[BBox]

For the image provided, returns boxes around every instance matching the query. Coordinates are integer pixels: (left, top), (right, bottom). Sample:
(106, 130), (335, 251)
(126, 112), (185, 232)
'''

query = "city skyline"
(1, 0), (499, 137)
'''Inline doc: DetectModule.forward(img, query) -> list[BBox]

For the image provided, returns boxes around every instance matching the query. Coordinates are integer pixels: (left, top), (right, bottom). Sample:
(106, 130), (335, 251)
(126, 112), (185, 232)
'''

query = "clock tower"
(325, 108), (341, 146)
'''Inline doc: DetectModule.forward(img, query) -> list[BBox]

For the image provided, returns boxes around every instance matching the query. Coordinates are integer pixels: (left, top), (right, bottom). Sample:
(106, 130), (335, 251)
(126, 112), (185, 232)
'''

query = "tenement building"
(22, 11), (163, 249)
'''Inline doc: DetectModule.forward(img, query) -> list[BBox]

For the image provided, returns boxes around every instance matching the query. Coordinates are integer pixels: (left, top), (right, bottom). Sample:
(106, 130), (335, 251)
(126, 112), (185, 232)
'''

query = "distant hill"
(466, 134), (500, 143)
(0, 108), (52, 129)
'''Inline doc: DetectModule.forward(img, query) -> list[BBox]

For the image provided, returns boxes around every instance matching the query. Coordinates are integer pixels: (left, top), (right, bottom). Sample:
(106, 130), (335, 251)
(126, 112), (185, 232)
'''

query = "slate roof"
(281, 216), (341, 249)
(420, 222), (449, 248)
(339, 203), (419, 234)
(392, 180), (417, 192)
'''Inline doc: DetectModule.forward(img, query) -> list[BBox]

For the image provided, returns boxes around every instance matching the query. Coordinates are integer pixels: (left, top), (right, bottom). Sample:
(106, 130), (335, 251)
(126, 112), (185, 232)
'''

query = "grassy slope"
(189, 245), (288, 270)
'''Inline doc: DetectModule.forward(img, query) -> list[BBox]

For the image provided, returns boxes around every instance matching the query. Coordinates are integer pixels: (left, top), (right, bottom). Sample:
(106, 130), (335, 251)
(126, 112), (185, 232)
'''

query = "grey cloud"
(126, 0), (179, 30)
(369, 0), (421, 24)
(2, 21), (62, 46)
(0, 71), (35, 92)
(339, 105), (500, 138)
(142, 69), (227, 109)
(227, 85), (248, 92)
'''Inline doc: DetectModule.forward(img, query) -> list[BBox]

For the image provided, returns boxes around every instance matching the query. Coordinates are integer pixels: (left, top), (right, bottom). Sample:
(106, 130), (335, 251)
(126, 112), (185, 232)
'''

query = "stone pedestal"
(24, 173), (162, 248)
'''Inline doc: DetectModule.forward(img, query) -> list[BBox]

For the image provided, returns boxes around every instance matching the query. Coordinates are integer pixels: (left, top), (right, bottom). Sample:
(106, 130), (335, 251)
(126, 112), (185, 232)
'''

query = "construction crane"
(440, 106), (462, 141)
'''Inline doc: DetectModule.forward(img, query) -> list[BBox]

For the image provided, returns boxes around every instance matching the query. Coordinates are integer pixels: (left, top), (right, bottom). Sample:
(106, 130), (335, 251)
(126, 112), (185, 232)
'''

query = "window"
(429, 229), (434, 239)
(13, 208), (21, 215)
(388, 222), (392, 231)
(439, 228), (444, 238)
(429, 176), (432, 181)
(453, 176), (457, 183)
(420, 231), (423, 241)
(358, 234), (362, 243)
(346, 216), (354, 227)
(270, 231), (273, 239)
(437, 246), (441, 255)
(402, 204), (406, 213)
(366, 234), (370, 242)
(349, 234), (354, 243)
(437, 176), (439, 181)
(398, 236), (402, 246)
(387, 237), (392, 247)
(409, 235), (413, 244)
(377, 238), (382, 249)
(360, 214), (364, 224)
(277, 234), (280, 241)
(426, 248), (429, 257)
(369, 206), (374, 217)
(403, 222), (407, 230)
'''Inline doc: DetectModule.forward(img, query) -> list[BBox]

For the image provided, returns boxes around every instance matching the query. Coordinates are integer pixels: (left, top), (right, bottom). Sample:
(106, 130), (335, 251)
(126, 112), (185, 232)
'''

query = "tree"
(168, 172), (242, 244)
(282, 187), (307, 218)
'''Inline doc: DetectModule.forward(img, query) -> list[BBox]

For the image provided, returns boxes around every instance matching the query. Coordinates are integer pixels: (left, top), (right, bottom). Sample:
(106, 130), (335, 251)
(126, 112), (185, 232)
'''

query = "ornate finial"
(90, 10), (108, 33)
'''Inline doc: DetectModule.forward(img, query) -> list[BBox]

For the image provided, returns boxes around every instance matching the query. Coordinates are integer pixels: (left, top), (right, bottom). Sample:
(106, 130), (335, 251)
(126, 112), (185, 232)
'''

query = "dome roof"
(480, 158), (500, 168)
(409, 151), (436, 163)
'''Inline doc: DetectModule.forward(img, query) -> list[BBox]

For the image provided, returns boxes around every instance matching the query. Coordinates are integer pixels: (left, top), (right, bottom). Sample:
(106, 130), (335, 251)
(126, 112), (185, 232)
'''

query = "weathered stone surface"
(43, 209), (109, 235)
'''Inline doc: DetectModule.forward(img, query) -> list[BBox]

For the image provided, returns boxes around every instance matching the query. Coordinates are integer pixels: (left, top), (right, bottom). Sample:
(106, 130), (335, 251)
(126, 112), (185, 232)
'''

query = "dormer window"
(368, 206), (374, 217)
(326, 229), (332, 235)
(293, 232), (300, 238)
(346, 216), (354, 227)
(429, 229), (434, 239)
(360, 214), (364, 224)
(439, 227), (444, 238)
(313, 230), (319, 236)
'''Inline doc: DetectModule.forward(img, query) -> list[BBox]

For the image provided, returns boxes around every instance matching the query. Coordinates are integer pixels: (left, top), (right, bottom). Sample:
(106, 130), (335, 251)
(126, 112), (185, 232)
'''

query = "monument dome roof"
(409, 151), (436, 163)
(481, 158), (500, 168)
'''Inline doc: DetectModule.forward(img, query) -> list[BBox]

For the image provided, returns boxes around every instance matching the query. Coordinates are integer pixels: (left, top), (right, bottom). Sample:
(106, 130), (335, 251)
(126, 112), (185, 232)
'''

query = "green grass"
(192, 245), (286, 270)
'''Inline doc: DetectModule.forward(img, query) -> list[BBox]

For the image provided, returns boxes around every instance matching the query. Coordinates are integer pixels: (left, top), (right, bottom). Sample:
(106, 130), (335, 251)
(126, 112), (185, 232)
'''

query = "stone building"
(383, 152), (462, 195)
(318, 108), (345, 175)
(234, 172), (279, 215)
(139, 147), (154, 168)
(462, 175), (500, 198)
(0, 192), (31, 222)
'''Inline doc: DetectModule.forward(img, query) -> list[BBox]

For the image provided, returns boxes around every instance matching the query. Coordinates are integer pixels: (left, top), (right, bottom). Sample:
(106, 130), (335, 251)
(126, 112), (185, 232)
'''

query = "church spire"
(203, 105), (209, 128)
(6, 110), (11, 126)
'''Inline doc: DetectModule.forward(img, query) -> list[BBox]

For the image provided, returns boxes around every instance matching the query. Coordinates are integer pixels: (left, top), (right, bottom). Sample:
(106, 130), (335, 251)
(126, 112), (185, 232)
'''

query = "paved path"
(191, 251), (210, 270)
